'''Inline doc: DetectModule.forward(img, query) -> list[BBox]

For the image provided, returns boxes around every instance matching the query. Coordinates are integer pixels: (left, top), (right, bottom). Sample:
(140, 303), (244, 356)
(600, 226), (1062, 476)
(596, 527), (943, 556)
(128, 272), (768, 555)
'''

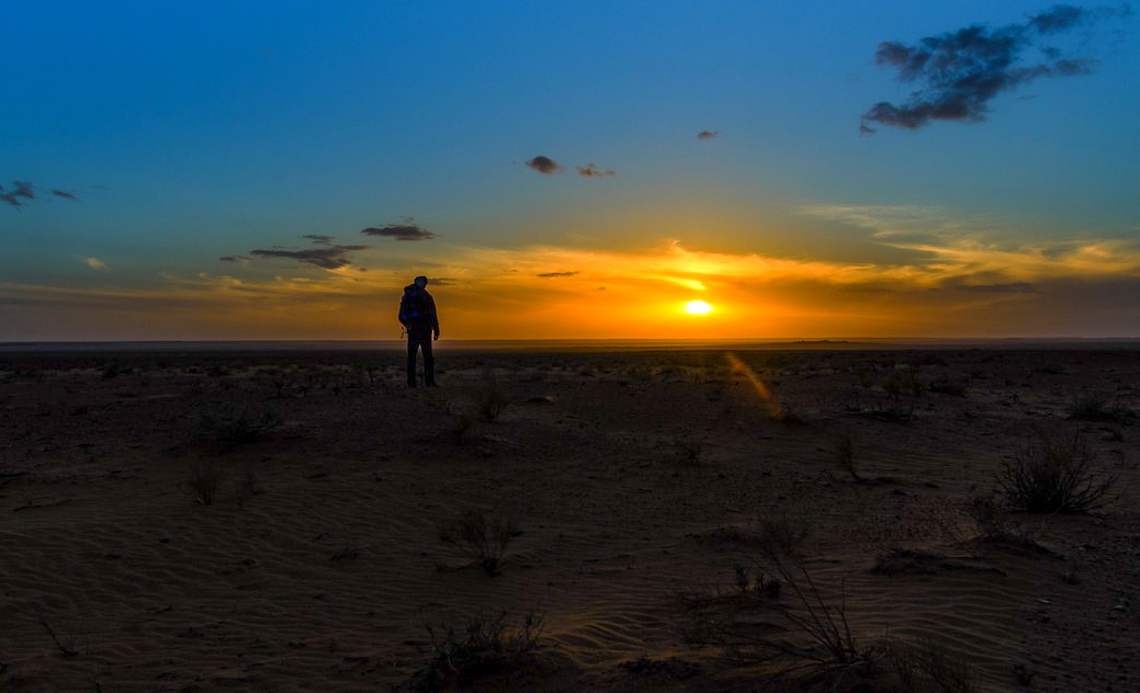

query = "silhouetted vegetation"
(438, 510), (517, 576)
(998, 430), (1118, 513)
(410, 611), (543, 691)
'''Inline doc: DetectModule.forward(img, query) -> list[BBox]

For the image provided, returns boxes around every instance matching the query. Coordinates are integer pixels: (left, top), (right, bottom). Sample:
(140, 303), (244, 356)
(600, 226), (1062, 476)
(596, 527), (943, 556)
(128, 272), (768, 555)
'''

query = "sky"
(2, 0), (1138, 340)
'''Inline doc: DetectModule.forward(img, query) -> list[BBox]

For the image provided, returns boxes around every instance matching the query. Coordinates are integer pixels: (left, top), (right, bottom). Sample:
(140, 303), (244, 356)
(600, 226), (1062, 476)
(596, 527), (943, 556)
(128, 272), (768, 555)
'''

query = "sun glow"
(684, 300), (714, 315)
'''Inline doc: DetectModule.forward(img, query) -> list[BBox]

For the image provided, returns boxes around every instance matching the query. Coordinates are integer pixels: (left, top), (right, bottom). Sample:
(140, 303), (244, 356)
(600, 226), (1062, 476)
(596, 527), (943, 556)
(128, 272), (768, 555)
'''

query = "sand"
(1, 346), (1137, 691)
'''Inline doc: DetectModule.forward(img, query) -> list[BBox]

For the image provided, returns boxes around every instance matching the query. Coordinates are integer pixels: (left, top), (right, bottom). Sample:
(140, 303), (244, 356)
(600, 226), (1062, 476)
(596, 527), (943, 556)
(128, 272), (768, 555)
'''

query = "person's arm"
(428, 295), (440, 339)
(398, 295), (408, 327)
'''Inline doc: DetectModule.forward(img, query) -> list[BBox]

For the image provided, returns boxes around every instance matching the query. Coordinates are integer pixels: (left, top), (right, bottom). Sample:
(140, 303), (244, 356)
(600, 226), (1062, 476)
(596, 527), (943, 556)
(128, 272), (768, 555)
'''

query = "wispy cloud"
(51, 189), (77, 200)
(249, 245), (369, 270)
(577, 163), (616, 178)
(697, 130), (719, 139)
(536, 271), (580, 278)
(84, 257), (107, 270)
(302, 234), (334, 245)
(525, 155), (563, 175)
(360, 222), (437, 241)
(862, 4), (1128, 132)
(2, 181), (79, 208)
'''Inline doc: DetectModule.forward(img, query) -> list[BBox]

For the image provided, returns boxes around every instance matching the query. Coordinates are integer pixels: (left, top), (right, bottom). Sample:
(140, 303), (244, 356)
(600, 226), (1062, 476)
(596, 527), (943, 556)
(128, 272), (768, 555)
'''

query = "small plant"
(1067, 392), (1118, 421)
(674, 435), (704, 465)
(997, 430), (1118, 513)
(196, 398), (282, 452)
(411, 611), (543, 691)
(833, 433), (861, 482)
(450, 410), (475, 445)
(475, 375), (511, 423)
(235, 470), (259, 509)
(885, 637), (980, 693)
(188, 460), (222, 505)
(438, 510), (517, 576)
(929, 377), (967, 397)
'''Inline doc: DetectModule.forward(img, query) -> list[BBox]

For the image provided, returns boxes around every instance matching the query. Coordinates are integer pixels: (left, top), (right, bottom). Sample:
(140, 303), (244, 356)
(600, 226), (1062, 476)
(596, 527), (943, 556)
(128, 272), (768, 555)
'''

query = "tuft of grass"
(674, 435), (704, 465)
(965, 495), (1022, 540)
(997, 429), (1118, 514)
(411, 611), (543, 692)
(1067, 392), (1121, 421)
(475, 375), (511, 423)
(187, 460), (222, 506)
(884, 637), (981, 693)
(832, 433), (861, 482)
(196, 398), (281, 452)
(438, 510), (517, 576)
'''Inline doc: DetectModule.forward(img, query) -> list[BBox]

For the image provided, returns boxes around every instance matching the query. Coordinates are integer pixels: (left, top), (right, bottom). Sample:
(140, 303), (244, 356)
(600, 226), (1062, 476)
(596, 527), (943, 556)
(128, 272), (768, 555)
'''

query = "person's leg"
(422, 336), (435, 386)
(406, 333), (419, 387)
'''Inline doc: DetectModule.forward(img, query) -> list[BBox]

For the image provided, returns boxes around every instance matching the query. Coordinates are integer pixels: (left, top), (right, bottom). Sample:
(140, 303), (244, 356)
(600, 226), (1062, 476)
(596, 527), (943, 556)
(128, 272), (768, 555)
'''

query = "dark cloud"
(525, 155), (563, 175)
(360, 223), (437, 241)
(577, 163), (616, 178)
(2, 181), (80, 208)
(218, 255), (251, 263)
(697, 130), (720, 139)
(536, 271), (579, 278)
(862, 5), (1125, 132)
(249, 245), (369, 269)
(302, 234), (334, 245)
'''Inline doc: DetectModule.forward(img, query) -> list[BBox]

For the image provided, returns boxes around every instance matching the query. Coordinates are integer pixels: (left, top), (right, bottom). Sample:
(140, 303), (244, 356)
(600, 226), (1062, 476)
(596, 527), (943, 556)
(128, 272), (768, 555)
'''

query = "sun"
(684, 300), (714, 315)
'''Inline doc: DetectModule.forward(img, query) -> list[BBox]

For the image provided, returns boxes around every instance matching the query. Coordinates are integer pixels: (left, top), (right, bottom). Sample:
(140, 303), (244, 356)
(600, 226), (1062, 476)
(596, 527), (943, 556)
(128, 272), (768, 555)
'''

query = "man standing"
(399, 275), (439, 387)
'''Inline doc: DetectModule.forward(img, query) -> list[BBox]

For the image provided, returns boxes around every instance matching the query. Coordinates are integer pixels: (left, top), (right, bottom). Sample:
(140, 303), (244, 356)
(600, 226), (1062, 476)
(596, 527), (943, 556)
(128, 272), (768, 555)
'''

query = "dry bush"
(451, 411), (475, 445)
(438, 510), (517, 576)
(674, 435), (704, 465)
(188, 461), (222, 505)
(196, 397), (281, 452)
(966, 495), (1022, 540)
(411, 611), (543, 692)
(475, 375), (510, 423)
(683, 516), (870, 683)
(833, 434), (861, 482)
(1066, 392), (1120, 421)
(998, 430), (1118, 513)
(884, 637), (980, 693)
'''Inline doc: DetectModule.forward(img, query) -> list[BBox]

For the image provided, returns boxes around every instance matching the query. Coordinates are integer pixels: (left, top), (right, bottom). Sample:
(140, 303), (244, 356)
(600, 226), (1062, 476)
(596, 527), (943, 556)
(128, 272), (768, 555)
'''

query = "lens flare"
(724, 351), (785, 420)
(684, 300), (713, 315)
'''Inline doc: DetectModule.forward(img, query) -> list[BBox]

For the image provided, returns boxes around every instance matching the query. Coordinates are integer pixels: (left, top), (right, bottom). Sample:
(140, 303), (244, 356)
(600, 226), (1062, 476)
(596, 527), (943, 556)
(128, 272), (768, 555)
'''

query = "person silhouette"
(398, 275), (439, 387)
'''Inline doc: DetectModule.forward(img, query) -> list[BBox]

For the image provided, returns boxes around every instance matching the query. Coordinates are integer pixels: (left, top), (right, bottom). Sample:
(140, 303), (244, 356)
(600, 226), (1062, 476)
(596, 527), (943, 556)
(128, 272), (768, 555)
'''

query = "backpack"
(401, 289), (429, 323)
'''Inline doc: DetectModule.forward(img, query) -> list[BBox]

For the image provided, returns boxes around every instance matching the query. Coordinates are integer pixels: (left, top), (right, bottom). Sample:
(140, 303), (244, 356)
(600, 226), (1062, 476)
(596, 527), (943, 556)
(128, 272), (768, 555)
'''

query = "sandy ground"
(1, 347), (1138, 691)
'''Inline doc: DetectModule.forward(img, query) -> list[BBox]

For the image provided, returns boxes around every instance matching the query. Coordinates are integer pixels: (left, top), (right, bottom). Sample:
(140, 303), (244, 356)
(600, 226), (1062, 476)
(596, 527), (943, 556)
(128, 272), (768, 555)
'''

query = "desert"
(1, 343), (1137, 691)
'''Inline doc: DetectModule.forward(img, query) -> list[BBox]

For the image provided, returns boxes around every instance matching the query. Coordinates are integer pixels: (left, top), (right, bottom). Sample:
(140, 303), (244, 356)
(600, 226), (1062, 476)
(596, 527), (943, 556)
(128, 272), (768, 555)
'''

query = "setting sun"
(684, 300), (714, 315)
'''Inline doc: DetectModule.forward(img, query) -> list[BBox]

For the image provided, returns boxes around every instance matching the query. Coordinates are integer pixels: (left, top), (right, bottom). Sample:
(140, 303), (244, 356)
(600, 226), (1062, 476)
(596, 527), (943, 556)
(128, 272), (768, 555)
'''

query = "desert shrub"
(965, 495), (1023, 540)
(929, 377), (966, 397)
(674, 435), (704, 465)
(997, 430), (1118, 513)
(450, 410), (475, 445)
(187, 461), (222, 505)
(683, 515), (870, 682)
(1067, 392), (1119, 421)
(884, 637), (980, 693)
(196, 398), (281, 452)
(411, 611), (543, 692)
(475, 375), (510, 423)
(438, 510), (517, 576)
(833, 433), (861, 482)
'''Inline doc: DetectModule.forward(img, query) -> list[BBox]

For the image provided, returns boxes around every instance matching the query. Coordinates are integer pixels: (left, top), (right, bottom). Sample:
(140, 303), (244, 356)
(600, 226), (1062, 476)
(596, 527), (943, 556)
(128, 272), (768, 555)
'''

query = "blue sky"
(2, 1), (1138, 339)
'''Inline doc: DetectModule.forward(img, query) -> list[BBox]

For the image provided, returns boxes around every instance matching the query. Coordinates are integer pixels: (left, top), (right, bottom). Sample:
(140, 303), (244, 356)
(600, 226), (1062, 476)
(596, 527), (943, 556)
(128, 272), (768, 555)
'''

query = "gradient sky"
(2, 1), (1138, 340)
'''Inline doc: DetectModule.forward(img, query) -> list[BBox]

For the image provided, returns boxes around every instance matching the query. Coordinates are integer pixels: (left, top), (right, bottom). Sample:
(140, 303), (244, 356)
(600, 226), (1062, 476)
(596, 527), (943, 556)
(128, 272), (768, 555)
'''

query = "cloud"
(249, 245), (369, 270)
(302, 234), (333, 245)
(697, 130), (719, 139)
(84, 257), (106, 270)
(862, 4), (1125, 131)
(525, 155), (563, 175)
(577, 163), (616, 178)
(951, 281), (1040, 293)
(11, 182), (34, 200)
(360, 223), (437, 241)
(428, 277), (459, 286)
(218, 255), (251, 263)
(2, 181), (79, 208)
(536, 271), (579, 278)
(51, 189), (77, 200)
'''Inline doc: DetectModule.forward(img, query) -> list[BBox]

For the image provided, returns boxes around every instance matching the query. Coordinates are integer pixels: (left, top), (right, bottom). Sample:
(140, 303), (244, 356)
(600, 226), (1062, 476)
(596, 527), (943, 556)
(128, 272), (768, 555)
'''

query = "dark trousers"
(406, 326), (435, 386)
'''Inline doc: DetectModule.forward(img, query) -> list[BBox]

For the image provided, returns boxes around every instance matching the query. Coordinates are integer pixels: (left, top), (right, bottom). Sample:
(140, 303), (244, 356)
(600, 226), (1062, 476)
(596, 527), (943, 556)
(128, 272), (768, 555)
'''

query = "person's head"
(414, 275), (428, 288)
